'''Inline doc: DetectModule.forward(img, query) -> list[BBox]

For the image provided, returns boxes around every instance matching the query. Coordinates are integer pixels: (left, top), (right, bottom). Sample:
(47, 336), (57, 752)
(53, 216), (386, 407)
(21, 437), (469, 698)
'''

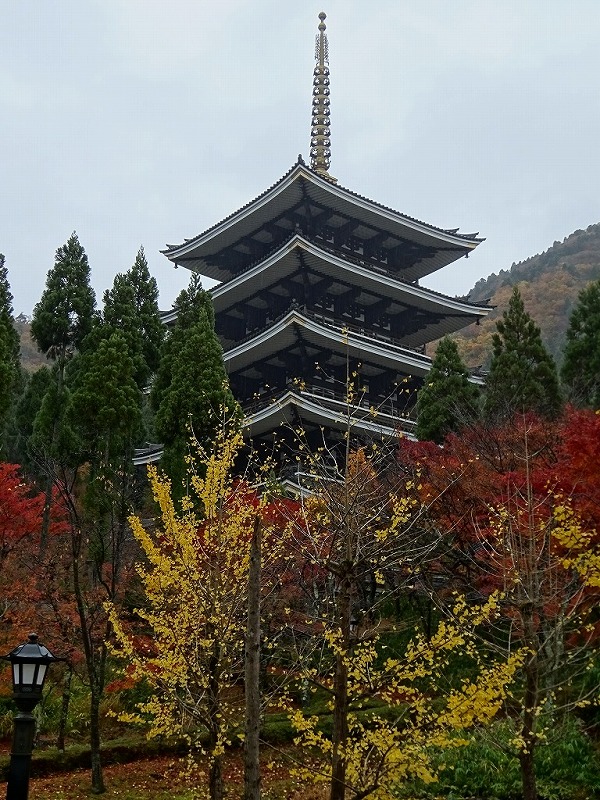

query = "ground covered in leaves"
(12, 748), (329, 800)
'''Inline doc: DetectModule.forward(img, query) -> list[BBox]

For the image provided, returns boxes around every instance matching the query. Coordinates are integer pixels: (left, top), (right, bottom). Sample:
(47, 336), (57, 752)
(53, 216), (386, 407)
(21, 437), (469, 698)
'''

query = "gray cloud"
(2, 0), (599, 315)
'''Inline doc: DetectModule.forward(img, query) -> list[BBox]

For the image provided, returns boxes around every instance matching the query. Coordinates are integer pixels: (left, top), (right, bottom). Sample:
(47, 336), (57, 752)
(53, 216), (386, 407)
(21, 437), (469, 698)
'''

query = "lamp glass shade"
(4, 634), (59, 696)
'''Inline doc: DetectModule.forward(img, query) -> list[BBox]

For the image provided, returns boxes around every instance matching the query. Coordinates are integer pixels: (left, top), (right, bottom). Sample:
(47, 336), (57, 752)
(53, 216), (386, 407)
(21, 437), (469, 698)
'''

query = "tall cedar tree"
(415, 335), (480, 442)
(31, 233), (96, 365)
(12, 366), (52, 470)
(32, 331), (143, 793)
(151, 274), (239, 486)
(0, 255), (23, 455)
(64, 331), (143, 794)
(484, 286), (561, 421)
(30, 234), (96, 545)
(101, 247), (164, 390)
(561, 279), (600, 408)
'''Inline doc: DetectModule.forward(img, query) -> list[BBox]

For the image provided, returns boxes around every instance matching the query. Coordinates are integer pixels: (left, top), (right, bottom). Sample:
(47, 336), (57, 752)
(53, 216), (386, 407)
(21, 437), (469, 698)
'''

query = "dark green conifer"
(31, 233), (96, 364)
(69, 332), (143, 461)
(0, 254), (23, 452)
(561, 279), (600, 408)
(12, 366), (52, 469)
(101, 247), (163, 390)
(416, 336), (480, 442)
(151, 275), (239, 484)
(484, 286), (562, 420)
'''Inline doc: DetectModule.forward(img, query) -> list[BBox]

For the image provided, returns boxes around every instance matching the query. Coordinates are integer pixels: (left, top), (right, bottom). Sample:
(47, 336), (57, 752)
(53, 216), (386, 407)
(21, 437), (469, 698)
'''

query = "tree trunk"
(89, 686), (105, 794)
(40, 474), (53, 553)
(519, 608), (539, 800)
(208, 638), (223, 800)
(209, 751), (224, 800)
(244, 516), (262, 800)
(56, 666), (73, 751)
(72, 527), (106, 794)
(331, 573), (351, 800)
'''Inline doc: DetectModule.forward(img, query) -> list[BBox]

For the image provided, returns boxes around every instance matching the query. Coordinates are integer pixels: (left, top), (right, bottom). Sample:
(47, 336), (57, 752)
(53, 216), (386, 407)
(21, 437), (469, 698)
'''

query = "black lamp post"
(2, 633), (60, 800)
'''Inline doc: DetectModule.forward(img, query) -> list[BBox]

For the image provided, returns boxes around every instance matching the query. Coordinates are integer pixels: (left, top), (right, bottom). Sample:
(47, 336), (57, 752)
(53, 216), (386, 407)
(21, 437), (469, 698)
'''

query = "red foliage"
(0, 463), (45, 550)
(554, 407), (600, 529)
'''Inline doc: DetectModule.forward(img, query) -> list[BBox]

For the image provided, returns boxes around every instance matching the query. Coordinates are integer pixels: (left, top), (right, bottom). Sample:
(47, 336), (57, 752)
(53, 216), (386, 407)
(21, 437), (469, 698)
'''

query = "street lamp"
(2, 633), (61, 800)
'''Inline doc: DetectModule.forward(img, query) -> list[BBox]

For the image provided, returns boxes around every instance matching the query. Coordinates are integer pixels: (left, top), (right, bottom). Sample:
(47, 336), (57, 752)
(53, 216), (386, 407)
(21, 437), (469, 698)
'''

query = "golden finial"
(310, 12), (336, 182)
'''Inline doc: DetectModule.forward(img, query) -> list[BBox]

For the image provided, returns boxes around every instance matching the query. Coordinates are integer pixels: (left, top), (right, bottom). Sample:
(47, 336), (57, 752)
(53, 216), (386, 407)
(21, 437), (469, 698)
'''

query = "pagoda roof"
(209, 234), (489, 346)
(243, 389), (411, 440)
(163, 161), (483, 283)
(224, 307), (435, 377)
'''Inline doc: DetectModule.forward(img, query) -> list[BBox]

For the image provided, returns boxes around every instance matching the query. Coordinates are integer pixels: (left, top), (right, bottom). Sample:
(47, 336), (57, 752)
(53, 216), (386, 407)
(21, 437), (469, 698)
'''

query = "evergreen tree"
(101, 247), (163, 390)
(484, 287), (562, 421)
(0, 254), (23, 451)
(29, 233), (96, 547)
(69, 332), (143, 461)
(12, 366), (52, 470)
(561, 279), (600, 408)
(31, 232), (96, 365)
(416, 336), (480, 443)
(151, 275), (239, 485)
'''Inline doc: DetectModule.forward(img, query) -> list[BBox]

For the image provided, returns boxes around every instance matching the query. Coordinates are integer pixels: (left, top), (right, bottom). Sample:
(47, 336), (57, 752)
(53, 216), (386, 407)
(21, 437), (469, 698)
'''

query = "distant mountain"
(16, 316), (47, 373)
(448, 223), (600, 369)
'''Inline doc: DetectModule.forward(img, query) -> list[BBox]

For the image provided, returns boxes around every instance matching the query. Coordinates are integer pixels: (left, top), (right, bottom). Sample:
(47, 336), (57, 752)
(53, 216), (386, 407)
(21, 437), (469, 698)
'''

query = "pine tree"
(416, 336), (480, 442)
(151, 275), (239, 485)
(0, 254), (23, 451)
(561, 279), (600, 408)
(69, 332), (143, 460)
(31, 233), (96, 365)
(11, 366), (52, 470)
(484, 287), (562, 421)
(101, 247), (163, 390)
(29, 233), (96, 547)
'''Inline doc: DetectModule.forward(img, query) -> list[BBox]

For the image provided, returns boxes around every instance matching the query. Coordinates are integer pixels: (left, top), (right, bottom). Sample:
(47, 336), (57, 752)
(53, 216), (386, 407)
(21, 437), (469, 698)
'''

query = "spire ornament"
(310, 12), (336, 182)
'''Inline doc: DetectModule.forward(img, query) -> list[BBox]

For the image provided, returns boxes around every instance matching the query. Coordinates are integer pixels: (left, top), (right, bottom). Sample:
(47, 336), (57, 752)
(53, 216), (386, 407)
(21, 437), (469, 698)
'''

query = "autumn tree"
(109, 419), (280, 800)
(416, 335), (480, 442)
(397, 412), (600, 800)
(0, 463), (45, 575)
(282, 442), (520, 800)
(561, 279), (600, 408)
(484, 286), (562, 421)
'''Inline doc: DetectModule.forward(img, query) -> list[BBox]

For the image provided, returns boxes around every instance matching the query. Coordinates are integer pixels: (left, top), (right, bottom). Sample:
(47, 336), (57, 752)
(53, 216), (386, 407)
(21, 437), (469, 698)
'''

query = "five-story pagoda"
(161, 13), (490, 456)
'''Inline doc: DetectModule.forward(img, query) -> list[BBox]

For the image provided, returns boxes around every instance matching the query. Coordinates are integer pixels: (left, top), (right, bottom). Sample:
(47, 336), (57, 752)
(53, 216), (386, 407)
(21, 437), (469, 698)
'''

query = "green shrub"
(395, 716), (600, 800)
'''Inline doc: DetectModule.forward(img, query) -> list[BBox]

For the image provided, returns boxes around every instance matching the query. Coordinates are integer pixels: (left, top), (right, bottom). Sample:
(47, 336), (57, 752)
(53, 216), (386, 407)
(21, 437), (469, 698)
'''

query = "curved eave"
(211, 235), (490, 339)
(224, 310), (434, 376)
(133, 447), (163, 466)
(244, 390), (412, 440)
(163, 163), (482, 281)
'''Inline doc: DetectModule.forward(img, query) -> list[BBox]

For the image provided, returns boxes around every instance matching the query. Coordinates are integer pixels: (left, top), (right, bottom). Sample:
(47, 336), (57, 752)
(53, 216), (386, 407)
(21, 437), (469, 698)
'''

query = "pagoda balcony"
(241, 385), (416, 440)
(224, 304), (434, 377)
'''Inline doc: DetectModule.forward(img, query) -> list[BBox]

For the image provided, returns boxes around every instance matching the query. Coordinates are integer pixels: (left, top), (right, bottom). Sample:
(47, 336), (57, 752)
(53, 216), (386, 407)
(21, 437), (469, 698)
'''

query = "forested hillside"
(449, 222), (600, 368)
(15, 315), (47, 372)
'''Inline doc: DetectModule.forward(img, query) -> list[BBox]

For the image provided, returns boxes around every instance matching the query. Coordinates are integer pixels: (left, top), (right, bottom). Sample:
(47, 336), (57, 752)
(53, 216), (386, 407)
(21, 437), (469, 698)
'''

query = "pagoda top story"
(138, 12), (491, 466)
(163, 12), (484, 290)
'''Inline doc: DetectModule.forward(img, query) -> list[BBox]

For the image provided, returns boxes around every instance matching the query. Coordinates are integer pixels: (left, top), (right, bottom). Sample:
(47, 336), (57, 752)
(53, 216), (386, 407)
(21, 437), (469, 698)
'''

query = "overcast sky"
(3, 0), (600, 316)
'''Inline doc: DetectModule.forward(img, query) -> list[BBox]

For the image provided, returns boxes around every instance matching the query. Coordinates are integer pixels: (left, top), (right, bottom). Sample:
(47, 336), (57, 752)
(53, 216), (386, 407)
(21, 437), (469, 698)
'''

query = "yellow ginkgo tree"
(279, 443), (522, 800)
(108, 422), (274, 800)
